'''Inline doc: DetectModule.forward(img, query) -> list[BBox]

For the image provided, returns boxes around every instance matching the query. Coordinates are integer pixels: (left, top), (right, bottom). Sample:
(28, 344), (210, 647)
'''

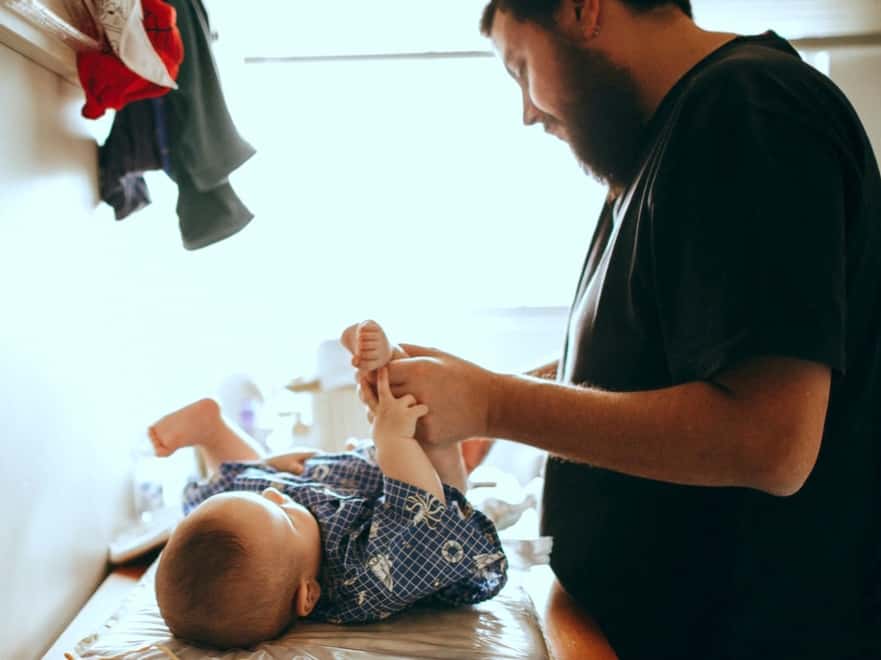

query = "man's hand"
(363, 367), (445, 501)
(366, 367), (429, 441)
(357, 345), (497, 449)
(264, 448), (322, 475)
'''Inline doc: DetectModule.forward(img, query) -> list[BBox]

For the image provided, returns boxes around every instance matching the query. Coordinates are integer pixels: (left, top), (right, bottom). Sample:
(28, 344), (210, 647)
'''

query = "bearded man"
(359, 2), (881, 657)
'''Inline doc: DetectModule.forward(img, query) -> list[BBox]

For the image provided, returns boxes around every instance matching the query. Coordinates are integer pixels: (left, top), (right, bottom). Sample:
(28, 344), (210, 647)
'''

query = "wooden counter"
(518, 565), (618, 660)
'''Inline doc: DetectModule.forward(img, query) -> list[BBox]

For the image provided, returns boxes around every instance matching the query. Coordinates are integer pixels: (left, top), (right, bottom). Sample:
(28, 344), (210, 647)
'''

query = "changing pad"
(70, 561), (550, 659)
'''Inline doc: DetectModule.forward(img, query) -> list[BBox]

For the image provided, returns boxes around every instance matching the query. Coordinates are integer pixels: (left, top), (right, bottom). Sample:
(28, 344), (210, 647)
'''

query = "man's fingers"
(412, 404), (429, 418)
(398, 343), (444, 358)
(386, 358), (428, 396)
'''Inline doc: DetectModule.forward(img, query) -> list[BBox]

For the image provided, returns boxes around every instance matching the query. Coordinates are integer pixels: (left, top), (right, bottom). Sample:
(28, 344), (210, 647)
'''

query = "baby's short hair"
(156, 522), (291, 648)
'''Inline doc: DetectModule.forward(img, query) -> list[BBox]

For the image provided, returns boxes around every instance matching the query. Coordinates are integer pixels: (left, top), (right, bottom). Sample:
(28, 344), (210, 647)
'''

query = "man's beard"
(550, 34), (650, 191)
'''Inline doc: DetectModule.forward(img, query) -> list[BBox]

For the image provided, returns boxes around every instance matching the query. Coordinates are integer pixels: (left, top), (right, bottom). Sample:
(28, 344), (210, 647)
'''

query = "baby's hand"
(371, 367), (429, 441)
(264, 447), (322, 474)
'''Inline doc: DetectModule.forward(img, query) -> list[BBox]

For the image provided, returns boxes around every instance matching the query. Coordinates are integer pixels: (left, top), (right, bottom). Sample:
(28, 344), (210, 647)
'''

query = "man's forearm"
(456, 360), (558, 473)
(486, 357), (829, 496)
(423, 445), (467, 492)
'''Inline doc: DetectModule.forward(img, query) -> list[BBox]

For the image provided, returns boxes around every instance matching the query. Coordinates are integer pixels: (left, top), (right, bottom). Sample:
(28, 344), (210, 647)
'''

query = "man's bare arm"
(383, 348), (830, 497)
(460, 358), (559, 473)
(488, 356), (830, 496)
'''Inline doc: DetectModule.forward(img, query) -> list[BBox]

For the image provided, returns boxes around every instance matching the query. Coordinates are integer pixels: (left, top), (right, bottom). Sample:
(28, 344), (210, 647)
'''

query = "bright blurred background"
(75, 0), (878, 470)
(77, 1), (607, 456)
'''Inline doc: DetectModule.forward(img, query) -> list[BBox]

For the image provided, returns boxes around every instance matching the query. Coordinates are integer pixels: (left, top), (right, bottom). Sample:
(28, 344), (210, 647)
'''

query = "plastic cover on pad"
(71, 560), (550, 659)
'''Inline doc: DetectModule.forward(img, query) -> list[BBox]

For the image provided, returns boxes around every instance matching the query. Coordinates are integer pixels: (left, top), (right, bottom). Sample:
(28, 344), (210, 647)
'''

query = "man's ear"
(293, 578), (321, 617)
(557, 0), (601, 43)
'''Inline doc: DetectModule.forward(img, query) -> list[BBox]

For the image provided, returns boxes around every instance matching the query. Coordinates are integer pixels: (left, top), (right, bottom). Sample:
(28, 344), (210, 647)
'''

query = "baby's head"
(156, 488), (322, 648)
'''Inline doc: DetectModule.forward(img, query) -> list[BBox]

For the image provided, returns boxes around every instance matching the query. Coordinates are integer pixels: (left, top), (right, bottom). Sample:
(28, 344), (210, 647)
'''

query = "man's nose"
(522, 88), (541, 126)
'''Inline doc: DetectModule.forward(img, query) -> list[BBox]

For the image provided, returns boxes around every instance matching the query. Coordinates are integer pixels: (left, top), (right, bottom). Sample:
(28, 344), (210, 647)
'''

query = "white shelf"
(0, 0), (96, 84)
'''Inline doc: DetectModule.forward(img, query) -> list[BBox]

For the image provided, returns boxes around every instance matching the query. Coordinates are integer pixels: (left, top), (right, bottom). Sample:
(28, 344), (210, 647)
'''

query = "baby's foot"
(353, 320), (393, 371)
(148, 398), (221, 457)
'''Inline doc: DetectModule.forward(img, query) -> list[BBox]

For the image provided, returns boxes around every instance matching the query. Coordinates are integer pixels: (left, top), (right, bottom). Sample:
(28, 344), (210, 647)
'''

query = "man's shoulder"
(649, 32), (856, 177)
(676, 34), (827, 118)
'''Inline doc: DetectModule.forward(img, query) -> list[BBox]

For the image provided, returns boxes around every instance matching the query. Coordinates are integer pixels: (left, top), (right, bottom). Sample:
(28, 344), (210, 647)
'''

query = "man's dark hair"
(480, 0), (693, 36)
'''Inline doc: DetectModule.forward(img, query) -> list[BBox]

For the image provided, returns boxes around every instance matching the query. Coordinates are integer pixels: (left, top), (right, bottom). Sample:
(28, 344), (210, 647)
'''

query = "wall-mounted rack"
(0, 0), (98, 83)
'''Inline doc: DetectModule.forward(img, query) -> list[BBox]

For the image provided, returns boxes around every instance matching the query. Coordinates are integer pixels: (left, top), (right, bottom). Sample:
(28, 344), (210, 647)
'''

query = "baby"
(152, 320), (507, 649)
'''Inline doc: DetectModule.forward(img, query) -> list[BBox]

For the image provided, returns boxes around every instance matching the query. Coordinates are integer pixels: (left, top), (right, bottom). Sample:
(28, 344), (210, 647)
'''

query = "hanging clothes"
(77, 0), (183, 119)
(97, 0), (256, 249)
(98, 97), (170, 220)
(162, 0), (256, 249)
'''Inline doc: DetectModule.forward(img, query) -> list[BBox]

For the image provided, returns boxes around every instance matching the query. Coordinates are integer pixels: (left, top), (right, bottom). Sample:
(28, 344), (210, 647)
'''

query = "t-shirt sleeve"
(650, 67), (847, 383)
(324, 477), (507, 623)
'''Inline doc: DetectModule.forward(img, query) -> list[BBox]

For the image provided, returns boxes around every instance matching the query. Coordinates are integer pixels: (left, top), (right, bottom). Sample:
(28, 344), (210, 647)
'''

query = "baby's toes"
(358, 338), (380, 355)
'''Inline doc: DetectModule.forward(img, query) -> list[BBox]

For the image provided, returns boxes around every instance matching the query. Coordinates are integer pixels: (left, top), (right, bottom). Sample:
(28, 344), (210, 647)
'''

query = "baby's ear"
(293, 578), (321, 617)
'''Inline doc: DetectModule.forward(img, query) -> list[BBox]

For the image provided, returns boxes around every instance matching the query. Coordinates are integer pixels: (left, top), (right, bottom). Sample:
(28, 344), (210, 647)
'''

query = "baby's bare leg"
(148, 398), (263, 476)
(340, 320), (407, 372)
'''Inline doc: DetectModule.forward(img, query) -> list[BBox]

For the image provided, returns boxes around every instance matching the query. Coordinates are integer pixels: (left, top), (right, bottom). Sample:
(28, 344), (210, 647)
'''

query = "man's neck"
(613, 13), (739, 117)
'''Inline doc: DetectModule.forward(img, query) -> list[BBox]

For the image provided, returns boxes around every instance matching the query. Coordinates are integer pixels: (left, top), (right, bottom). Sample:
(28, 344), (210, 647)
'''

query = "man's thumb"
(398, 343), (445, 358)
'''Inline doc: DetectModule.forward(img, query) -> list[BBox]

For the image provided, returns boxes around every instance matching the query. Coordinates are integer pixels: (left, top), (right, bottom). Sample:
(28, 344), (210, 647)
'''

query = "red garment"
(77, 0), (184, 119)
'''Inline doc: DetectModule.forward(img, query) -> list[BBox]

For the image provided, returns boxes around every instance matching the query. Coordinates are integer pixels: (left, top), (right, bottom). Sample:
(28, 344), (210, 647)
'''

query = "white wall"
(800, 42), (881, 169)
(0, 41), (124, 658)
(826, 45), (881, 162)
(0, 42), (161, 659)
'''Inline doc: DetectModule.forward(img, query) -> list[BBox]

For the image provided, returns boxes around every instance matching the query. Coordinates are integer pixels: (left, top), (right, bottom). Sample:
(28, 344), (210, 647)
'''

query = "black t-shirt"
(542, 32), (881, 659)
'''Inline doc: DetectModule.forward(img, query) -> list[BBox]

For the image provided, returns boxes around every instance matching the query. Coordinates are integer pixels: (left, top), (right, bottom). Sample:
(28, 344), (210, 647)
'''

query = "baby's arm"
(342, 320), (468, 491)
(340, 320), (407, 372)
(368, 367), (445, 503)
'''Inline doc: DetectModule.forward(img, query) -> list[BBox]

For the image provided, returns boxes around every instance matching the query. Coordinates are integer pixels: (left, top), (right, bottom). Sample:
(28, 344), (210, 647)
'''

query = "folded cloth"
(102, 0), (180, 88)
(77, 0), (183, 119)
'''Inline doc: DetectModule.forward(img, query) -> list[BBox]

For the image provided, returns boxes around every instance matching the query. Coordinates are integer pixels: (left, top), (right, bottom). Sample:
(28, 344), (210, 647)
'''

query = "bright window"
(125, 19), (607, 388)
